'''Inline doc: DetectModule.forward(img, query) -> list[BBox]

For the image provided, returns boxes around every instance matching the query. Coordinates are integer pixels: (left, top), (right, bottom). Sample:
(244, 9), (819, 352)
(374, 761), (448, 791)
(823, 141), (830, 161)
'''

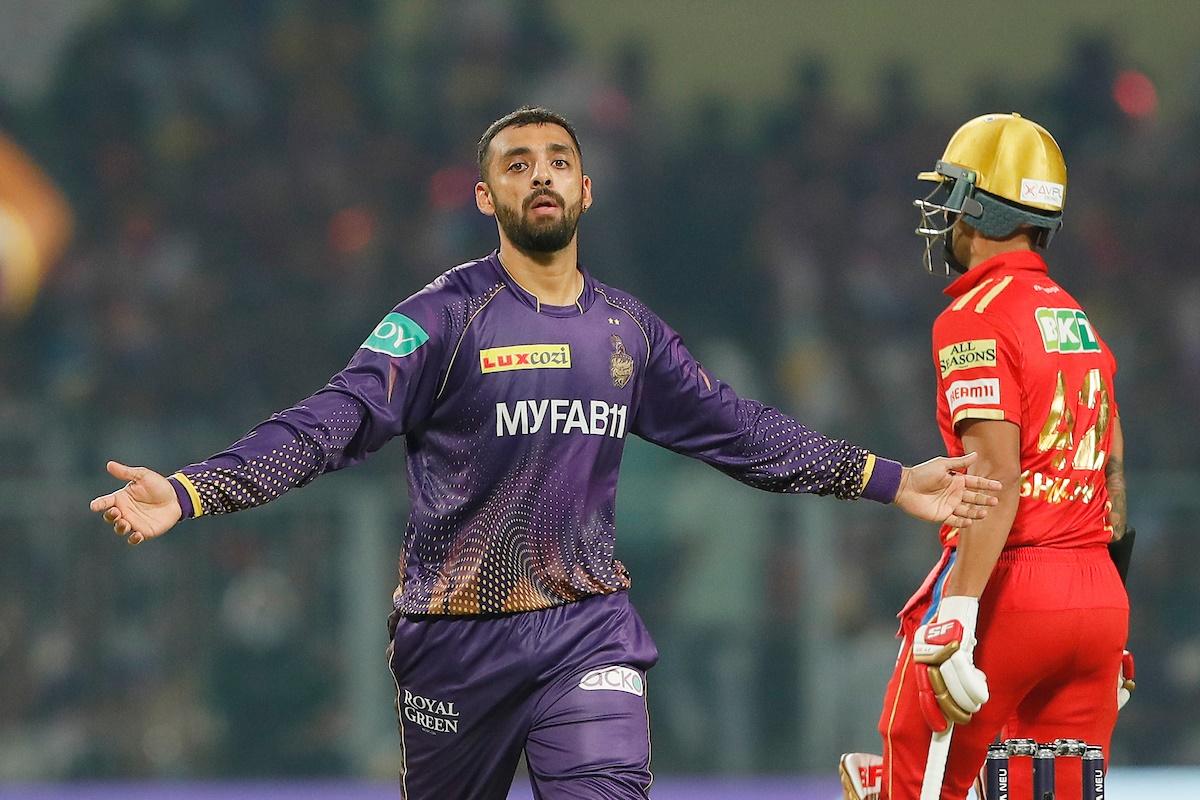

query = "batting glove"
(1117, 649), (1136, 711)
(838, 752), (882, 800)
(912, 595), (989, 730)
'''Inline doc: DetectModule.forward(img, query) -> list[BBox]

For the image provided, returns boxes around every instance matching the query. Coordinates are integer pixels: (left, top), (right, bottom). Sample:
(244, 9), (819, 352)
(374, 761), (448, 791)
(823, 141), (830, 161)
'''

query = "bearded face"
(476, 122), (591, 255)
(491, 187), (584, 254)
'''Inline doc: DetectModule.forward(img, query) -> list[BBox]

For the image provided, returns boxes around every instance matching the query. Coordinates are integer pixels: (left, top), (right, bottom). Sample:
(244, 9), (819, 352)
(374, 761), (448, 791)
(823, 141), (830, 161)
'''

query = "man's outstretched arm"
(631, 318), (1001, 527)
(89, 387), (370, 544)
(90, 293), (451, 544)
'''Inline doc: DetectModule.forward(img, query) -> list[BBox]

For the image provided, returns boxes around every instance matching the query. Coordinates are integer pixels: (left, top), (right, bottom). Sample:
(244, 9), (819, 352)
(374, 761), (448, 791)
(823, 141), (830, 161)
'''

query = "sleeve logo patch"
(945, 378), (1001, 415)
(938, 339), (997, 377)
(361, 312), (430, 357)
(1035, 308), (1100, 353)
(1020, 178), (1065, 209)
(480, 344), (571, 373)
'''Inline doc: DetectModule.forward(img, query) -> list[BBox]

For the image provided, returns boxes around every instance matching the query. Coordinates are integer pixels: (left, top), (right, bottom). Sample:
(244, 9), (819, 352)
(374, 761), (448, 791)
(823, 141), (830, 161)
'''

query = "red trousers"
(878, 546), (1128, 800)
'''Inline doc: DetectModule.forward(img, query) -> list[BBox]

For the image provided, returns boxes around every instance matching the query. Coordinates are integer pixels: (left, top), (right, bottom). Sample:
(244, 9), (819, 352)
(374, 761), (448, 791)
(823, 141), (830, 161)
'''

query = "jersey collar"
(944, 249), (1049, 298)
(487, 251), (595, 317)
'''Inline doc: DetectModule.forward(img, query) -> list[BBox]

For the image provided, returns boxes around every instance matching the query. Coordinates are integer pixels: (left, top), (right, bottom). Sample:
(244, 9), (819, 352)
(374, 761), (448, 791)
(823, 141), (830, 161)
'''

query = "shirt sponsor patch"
(1035, 308), (1100, 353)
(1020, 178), (1065, 209)
(578, 665), (644, 697)
(946, 378), (1001, 415)
(938, 339), (997, 377)
(480, 344), (571, 373)
(361, 312), (429, 357)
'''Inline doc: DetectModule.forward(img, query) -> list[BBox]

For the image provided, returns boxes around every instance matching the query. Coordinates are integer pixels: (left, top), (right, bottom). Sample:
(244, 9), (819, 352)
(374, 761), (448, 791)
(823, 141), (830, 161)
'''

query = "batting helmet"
(914, 113), (1066, 274)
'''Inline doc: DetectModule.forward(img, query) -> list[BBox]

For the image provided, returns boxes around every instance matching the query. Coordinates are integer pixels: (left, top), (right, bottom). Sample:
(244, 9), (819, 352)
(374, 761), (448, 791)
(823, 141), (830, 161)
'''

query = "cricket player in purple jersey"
(91, 106), (1002, 799)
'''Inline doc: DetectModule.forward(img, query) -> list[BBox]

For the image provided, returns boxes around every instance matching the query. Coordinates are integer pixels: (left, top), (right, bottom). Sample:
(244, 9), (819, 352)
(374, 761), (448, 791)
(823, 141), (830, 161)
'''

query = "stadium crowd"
(1, 0), (1198, 779)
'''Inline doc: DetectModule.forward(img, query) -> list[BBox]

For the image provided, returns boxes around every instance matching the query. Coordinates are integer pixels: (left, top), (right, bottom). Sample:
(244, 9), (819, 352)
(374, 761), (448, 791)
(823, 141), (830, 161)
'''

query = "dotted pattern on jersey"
(395, 378), (631, 616)
(594, 286), (653, 369)
(434, 280), (506, 399)
(597, 282), (869, 499)
(187, 399), (363, 515)
(721, 401), (869, 499)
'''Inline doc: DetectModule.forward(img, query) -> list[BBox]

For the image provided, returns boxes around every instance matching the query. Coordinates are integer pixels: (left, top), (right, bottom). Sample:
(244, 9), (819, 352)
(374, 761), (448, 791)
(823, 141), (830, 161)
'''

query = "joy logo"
(361, 313), (429, 357)
(578, 665), (644, 697)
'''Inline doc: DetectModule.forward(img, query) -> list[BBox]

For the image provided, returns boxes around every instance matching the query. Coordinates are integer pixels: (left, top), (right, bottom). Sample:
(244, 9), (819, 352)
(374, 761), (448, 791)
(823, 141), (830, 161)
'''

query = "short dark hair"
(476, 106), (582, 178)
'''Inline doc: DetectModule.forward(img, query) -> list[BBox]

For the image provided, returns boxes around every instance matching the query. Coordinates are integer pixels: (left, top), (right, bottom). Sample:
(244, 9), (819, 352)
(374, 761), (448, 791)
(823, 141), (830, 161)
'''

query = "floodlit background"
(1, 0), (1198, 796)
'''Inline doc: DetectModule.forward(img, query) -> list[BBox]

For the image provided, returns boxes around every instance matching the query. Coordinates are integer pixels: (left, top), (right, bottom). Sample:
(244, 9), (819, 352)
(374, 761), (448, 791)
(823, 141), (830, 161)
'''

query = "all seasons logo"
(938, 339), (998, 378)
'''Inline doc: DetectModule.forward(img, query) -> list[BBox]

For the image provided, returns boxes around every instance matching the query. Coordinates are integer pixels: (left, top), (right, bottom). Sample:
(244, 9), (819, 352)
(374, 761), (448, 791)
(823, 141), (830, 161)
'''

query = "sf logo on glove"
(912, 617), (989, 731)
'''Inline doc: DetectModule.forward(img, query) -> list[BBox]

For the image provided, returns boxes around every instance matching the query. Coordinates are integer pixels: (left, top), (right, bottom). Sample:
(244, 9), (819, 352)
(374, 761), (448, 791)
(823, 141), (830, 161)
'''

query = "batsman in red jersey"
(873, 114), (1133, 800)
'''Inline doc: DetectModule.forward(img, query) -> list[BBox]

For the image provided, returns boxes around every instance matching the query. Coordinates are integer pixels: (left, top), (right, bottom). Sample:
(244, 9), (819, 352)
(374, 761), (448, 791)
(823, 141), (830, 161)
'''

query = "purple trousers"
(388, 591), (659, 799)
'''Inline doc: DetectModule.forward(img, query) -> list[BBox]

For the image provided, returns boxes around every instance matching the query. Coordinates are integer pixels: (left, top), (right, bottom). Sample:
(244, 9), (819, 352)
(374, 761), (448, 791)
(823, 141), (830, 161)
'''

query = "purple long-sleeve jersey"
(169, 253), (901, 615)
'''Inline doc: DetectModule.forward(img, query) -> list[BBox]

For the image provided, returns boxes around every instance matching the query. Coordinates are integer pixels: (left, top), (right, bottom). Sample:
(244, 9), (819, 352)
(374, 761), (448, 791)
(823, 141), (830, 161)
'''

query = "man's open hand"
(89, 461), (181, 545)
(894, 452), (1001, 527)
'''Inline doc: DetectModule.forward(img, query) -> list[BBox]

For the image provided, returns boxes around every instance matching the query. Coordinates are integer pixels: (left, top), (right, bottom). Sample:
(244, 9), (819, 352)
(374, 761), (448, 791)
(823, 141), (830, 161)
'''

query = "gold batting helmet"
(914, 113), (1066, 274)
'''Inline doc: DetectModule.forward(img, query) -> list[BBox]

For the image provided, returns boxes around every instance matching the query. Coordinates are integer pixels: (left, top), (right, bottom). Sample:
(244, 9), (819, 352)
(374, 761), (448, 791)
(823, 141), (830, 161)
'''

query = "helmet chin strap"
(943, 227), (968, 275)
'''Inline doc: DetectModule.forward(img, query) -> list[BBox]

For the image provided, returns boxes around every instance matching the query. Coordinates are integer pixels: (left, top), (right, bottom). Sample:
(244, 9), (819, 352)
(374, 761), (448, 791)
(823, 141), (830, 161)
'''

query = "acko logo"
(1035, 308), (1100, 354)
(578, 665), (644, 697)
(945, 378), (1000, 415)
(480, 344), (571, 373)
(938, 339), (997, 377)
(361, 313), (429, 357)
(1019, 178), (1065, 209)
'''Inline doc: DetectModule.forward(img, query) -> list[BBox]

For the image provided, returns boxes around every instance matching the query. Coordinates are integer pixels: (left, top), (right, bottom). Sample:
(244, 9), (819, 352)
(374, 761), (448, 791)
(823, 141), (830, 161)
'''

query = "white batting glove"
(912, 595), (989, 730)
(1117, 649), (1136, 711)
(838, 752), (882, 800)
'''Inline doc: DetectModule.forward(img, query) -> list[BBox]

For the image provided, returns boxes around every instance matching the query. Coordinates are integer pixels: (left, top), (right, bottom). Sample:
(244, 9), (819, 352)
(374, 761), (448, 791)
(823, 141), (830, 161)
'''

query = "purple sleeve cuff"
(167, 475), (196, 519)
(861, 456), (903, 504)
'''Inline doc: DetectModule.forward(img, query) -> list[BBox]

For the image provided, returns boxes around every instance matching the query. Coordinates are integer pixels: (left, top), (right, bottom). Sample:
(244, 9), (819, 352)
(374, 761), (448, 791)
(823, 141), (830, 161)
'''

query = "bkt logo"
(578, 665), (644, 697)
(1035, 307), (1101, 354)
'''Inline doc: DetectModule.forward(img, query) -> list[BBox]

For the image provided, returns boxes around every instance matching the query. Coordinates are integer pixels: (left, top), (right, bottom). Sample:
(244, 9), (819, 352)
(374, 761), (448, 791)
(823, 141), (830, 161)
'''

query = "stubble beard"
(493, 190), (583, 254)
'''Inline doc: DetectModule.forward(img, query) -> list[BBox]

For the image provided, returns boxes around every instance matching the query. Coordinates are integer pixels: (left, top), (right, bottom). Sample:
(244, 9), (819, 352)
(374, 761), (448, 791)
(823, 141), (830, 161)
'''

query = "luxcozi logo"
(1035, 308), (1100, 354)
(480, 344), (571, 373)
(578, 665), (644, 696)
